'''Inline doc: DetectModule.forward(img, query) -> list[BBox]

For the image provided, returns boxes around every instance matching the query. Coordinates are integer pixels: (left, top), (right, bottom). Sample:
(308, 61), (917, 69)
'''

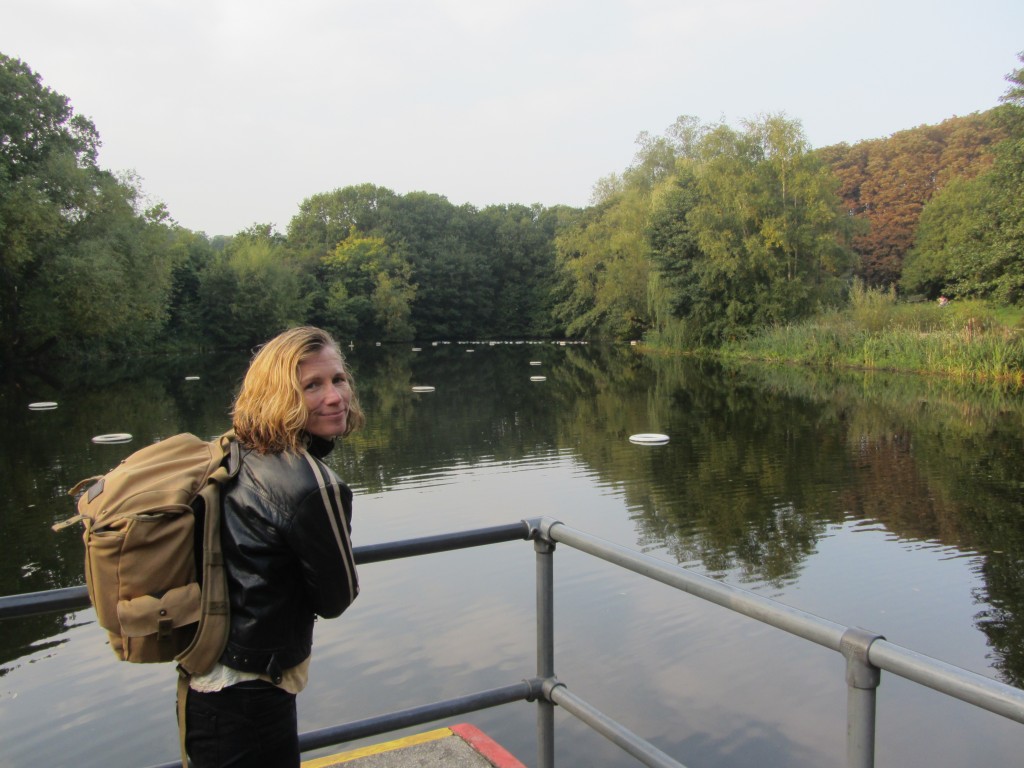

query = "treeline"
(2, 51), (1022, 368)
(170, 191), (576, 351)
(558, 57), (1023, 345)
(0, 52), (578, 366)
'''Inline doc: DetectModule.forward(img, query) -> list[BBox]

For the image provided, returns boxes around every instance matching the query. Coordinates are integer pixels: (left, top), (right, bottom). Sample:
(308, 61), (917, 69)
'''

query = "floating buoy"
(629, 433), (669, 445)
(92, 433), (133, 444)
(28, 401), (58, 411)
(411, 386), (436, 393)
(184, 376), (200, 381)
(530, 376), (547, 382)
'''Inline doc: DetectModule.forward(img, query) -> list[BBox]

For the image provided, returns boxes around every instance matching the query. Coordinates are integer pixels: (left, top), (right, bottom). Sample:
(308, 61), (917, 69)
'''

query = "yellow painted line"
(301, 727), (454, 767)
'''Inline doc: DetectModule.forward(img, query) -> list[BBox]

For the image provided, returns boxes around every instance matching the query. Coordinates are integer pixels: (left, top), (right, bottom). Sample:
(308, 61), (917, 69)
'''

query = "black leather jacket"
(219, 435), (358, 683)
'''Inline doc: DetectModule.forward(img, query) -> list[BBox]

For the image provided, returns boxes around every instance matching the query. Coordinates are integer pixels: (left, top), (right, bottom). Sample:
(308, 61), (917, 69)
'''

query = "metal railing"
(4, 516), (1024, 768)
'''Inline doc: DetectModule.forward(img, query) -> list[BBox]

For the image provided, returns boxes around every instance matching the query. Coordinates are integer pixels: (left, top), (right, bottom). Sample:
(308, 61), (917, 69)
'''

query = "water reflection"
(1, 342), (1023, 765)
(340, 343), (1024, 685)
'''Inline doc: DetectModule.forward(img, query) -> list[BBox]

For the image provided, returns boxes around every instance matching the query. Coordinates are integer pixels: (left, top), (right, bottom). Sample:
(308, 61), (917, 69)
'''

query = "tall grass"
(717, 282), (1024, 385)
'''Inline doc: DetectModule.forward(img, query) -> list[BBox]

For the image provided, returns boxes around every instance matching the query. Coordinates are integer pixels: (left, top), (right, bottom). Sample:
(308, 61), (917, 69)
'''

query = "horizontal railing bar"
(355, 521), (532, 564)
(544, 519), (847, 651)
(0, 522), (535, 620)
(868, 640), (1024, 724)
(0, 585), (88, 620)
(549, 684), (689, 768)
(540, 518), (1024, 726)
(299, 679), (542, 752)
(141, 679), (543, 768)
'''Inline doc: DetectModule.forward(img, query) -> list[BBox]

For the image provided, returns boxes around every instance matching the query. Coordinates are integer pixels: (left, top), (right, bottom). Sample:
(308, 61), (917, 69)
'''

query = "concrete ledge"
(301, 723), (526, 768)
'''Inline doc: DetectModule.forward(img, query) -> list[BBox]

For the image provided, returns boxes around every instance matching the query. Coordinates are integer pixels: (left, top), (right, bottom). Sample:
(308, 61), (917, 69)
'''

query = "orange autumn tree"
(816, 112), (1007, 288)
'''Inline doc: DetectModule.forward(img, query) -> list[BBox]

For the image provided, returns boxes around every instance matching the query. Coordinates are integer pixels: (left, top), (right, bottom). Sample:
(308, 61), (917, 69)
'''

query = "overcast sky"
(3, 0), (1021, 236)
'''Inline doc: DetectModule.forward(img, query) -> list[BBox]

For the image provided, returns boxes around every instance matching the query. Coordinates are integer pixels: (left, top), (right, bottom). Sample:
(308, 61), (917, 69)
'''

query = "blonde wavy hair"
(232, 326), (365, 454)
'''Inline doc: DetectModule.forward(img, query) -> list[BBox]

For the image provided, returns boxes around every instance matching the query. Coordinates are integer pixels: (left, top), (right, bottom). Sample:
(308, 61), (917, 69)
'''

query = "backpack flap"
(117, 583), (202, 663)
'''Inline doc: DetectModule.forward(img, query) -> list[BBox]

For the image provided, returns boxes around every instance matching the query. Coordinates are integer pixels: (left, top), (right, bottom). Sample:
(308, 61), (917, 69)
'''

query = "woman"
(185, 326), (364, 768)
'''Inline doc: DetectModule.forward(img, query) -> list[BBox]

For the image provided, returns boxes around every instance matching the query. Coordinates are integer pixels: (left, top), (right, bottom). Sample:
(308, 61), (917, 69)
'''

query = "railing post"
(535, 525), (557, 768)
(841, 627), (885, 768)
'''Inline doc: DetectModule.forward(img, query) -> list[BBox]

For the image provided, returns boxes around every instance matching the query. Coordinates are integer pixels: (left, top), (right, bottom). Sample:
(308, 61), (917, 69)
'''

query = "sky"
(2, 0), (1022, 237)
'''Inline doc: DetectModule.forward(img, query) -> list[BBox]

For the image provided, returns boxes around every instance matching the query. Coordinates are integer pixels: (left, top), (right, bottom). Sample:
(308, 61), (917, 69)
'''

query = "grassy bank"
(714, 286), (1024, 386)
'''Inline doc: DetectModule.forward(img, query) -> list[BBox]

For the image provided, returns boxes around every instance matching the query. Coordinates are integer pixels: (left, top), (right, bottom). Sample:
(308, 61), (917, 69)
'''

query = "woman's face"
(298, 346), (351, 440)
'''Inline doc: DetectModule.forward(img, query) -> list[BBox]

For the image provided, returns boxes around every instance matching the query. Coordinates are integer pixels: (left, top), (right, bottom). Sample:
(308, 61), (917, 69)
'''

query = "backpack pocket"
(117, 583), (202, 663)
(82, 522), (125, 644)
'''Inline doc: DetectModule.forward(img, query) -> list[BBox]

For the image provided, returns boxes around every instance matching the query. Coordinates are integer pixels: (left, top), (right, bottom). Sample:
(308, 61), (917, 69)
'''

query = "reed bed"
(717, 288), (1024, 386)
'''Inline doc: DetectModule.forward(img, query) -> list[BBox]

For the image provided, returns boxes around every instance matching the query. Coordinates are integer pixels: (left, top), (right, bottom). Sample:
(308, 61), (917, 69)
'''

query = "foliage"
(4, 47), (1022, 372)
(0, 54), (179, 363)
(817, 111), (1007, 288)
(901, 53), (1024, 306)
(557, 113), (857, 344)
(646, 168), (704, 345)
(688, 115), (855, 339)
(719, 289), (1024, 384)
(554, 183), (654, 339)
(322, 233), (415, 340)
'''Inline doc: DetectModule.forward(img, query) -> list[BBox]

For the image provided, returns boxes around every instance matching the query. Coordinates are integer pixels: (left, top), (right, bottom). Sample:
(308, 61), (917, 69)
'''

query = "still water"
(1, 341), (1023, 767)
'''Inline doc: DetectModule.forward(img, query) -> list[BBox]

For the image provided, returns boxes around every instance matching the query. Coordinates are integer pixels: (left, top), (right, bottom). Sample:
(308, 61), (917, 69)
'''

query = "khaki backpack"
(54, 430), (239, 674)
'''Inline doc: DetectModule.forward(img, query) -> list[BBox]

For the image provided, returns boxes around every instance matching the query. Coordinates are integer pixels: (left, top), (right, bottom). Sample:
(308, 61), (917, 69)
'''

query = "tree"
(553, 131), (682, 339)
(818, 112), (1007, 287)
(903, 52), (1024, 304)
(322, 233), (415, 340)
(198, 227), (307, 348)
(474, 204), (564, 338)
(554, 186), (652, 339)
(0, 54), (185, 364)
(287, 184), (396, 255)
(682, 115), (854, 340)
(165, 228), (218, 347)
(900, 175), (993, 298)
(646, 168), (705, 345)
(0, 53), (100, 363)
(382, 192), (488, 339)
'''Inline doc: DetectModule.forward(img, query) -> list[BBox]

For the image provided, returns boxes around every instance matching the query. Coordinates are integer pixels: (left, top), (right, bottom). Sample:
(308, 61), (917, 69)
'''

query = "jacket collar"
(304, 433), (336, 459)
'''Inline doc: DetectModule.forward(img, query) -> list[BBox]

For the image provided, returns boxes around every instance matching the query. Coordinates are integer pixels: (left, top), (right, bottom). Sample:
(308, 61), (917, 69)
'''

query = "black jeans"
(185, 681), (299, 768)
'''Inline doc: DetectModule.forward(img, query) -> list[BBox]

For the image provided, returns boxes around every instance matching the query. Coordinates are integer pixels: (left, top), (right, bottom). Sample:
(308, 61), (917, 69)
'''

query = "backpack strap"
(175, 430), (240, 767)
(175, 432), (239, 676)
(176, 670), (190, 768)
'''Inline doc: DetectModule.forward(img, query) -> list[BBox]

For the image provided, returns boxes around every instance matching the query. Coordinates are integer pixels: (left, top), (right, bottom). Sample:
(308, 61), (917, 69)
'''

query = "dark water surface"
(2, 342), (1023, 767)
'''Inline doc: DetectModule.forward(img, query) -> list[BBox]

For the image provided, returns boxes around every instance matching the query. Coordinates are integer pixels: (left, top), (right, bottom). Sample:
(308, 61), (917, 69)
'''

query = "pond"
(1, 341), (1023, 767)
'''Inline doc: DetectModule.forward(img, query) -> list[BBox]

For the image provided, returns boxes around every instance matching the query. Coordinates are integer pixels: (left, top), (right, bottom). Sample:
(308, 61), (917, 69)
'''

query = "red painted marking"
(450, 723), (527, 768)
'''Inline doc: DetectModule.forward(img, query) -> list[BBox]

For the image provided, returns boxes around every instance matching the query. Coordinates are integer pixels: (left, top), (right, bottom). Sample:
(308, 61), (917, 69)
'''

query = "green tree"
(553, 130), (678, 340)
(646, 168), (705, 345)
(683, 115), (854, 341)
(288, 184), (397, 255)
(1, 54), (99, 363)
(554, 186), (652, 338)
(371, 270), (417, 340)
(165, 228), (218, 348)
(475, 204), (565, 338)
(900, 175), (993, 298)
(0, 54), (184, 363)
(198, 226), (307, 348)
(322, 233), (415, 340)
(382, 192), (488, 338)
